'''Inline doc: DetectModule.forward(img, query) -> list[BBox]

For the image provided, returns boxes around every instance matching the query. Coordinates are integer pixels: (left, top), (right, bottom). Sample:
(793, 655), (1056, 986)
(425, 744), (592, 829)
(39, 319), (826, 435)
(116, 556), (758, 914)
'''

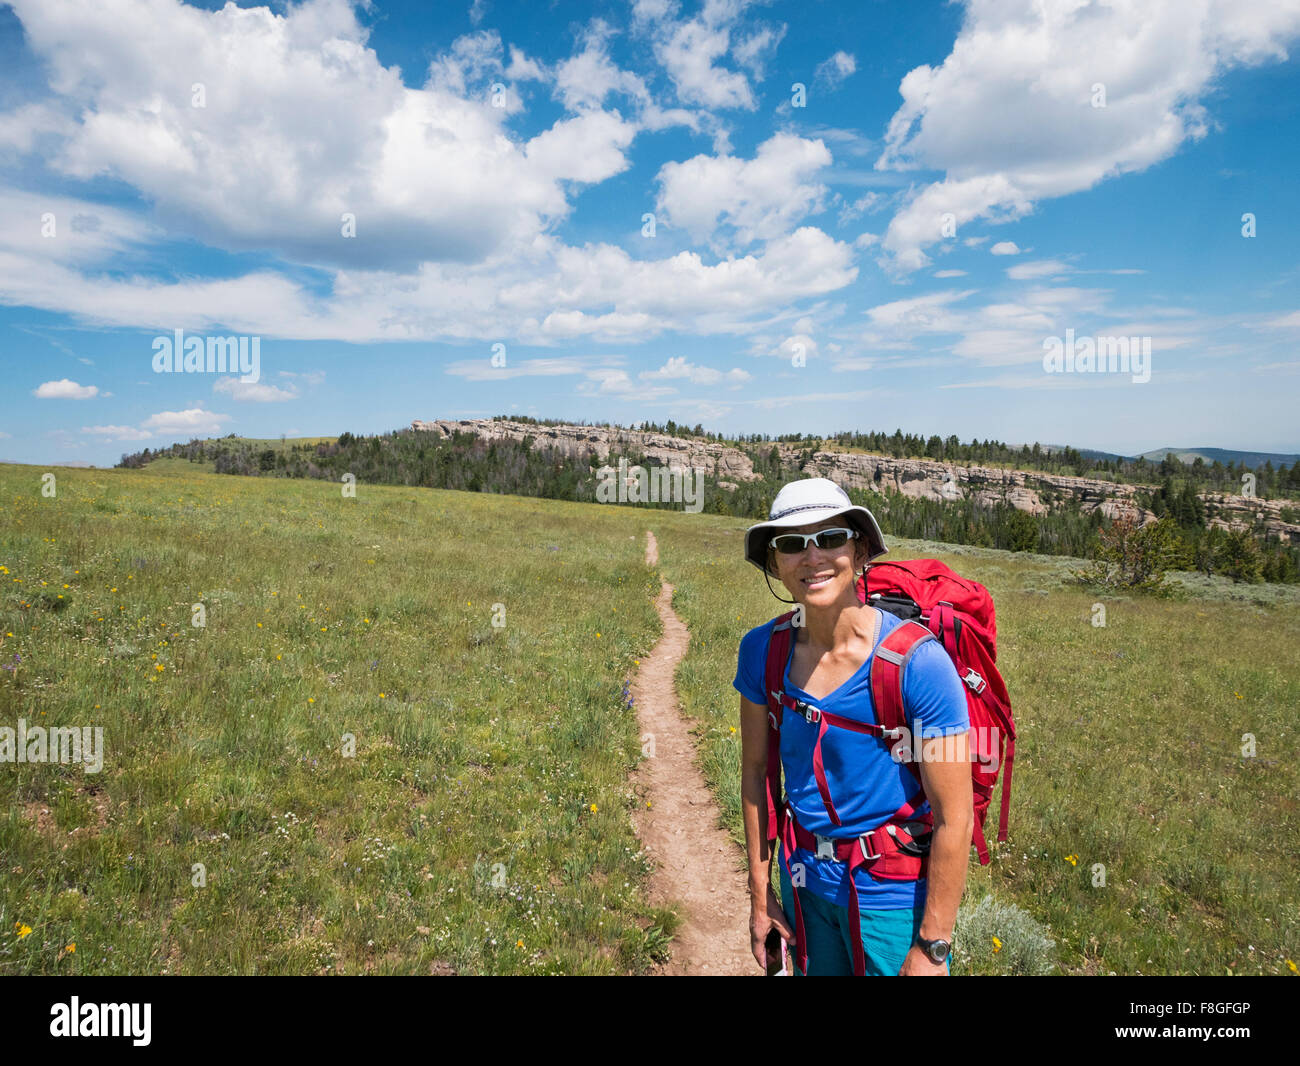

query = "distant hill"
(1041, 444), (1300, 469)
(1137, 447), (1300, 469)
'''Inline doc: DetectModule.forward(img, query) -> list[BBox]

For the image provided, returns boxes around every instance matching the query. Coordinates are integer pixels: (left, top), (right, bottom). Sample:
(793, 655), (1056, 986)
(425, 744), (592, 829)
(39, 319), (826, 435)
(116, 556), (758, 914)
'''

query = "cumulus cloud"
(81, 408), (231, 441)
(990, 241), (1021, 256)
(655, 133), (832, 245)
(34, 379), (98, 399)
(640, 356), (752, 385)
(635, 0), (775, 110)
(4, 1), (638, 272)
(875, 0), (1300, 271)
(141, 408), (231, 438)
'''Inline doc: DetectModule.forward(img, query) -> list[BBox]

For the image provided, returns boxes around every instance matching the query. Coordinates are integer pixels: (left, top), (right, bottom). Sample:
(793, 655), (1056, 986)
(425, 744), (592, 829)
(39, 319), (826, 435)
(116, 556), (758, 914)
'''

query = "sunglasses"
(768, 526), (858, 555)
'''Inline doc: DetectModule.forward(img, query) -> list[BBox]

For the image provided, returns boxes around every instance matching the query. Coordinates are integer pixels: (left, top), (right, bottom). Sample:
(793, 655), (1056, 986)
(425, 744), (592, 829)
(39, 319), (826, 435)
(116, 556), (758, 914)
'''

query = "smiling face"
(767, 516), (869, 607)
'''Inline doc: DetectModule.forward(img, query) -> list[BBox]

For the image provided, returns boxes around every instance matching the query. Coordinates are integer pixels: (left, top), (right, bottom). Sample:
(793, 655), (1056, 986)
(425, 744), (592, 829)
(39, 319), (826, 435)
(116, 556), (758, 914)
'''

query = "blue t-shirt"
(733, 608), (970, 909)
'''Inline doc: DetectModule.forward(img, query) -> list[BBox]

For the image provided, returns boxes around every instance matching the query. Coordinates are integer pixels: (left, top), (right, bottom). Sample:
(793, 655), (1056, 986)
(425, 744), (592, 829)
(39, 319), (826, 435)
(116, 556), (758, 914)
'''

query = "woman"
(733, 477), (974, 975)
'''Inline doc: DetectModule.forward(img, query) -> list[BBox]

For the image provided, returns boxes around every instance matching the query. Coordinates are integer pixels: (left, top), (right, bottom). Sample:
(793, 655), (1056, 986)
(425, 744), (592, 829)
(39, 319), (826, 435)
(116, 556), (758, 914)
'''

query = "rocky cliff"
(412, 419), (1300, 544)
(411, 418), (757, 486)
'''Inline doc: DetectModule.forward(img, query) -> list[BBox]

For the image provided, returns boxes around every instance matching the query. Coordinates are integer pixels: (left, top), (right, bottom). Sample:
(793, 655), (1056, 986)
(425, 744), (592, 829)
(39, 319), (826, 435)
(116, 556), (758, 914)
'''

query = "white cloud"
(934, 269), (967, 278)
(3, 2), (638, 272)
(640, 356), (751, 385)
(814, 51), (856, 89)
(990, 241), (1021, 256)
(445, 356), (598, 381)
(140, 408), (231, 438)
(524, 110), (637, 185)
(875, 0), (1300, 271)
(81, 424), (152, 441)
(655, 133), (832, 245)
(0, 212), (857, 343)
(505, 45), (546, 83)
(34, 378), (98, 399)
(213, 378), (298, 402)
(773, 334), (818, 362)
(1007, 258), (1070, 279)
(554, 22), (649, 112)
(81, 408), (231, 440)
(638, 0), (770, 110)
(577, 368), (674, 399)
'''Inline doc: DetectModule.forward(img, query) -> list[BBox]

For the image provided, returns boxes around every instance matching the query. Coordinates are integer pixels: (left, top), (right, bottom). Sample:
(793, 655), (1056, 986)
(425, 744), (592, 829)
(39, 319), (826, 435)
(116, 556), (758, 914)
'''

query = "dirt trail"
(631, 530), (756, 976)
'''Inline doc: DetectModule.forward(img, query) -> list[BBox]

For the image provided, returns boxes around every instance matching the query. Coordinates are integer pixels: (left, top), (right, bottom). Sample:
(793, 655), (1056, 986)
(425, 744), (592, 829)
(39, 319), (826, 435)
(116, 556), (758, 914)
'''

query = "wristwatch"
(916, 935), (951, 964)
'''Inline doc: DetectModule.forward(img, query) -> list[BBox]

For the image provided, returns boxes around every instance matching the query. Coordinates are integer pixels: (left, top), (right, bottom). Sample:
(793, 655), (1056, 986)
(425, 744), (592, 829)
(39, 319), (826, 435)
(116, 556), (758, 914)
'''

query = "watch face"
(925, 939), (951, 963)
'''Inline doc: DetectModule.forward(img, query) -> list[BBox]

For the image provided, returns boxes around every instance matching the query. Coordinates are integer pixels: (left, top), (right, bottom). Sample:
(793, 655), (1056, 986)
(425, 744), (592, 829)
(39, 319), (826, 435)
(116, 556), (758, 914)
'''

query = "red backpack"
(763, 558), (1015, 976)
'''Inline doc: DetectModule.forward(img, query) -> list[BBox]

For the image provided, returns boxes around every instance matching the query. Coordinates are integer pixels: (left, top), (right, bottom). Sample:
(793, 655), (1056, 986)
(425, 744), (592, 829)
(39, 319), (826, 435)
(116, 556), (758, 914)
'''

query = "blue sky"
(1, 0), (1298, 466)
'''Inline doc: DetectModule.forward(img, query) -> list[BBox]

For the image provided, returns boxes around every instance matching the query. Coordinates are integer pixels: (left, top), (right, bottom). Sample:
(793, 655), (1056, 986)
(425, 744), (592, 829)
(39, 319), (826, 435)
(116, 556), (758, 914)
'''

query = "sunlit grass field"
(0, 462), (672, 974)
(653, 515), (1300, 976)
(3, 460), (1297, 976)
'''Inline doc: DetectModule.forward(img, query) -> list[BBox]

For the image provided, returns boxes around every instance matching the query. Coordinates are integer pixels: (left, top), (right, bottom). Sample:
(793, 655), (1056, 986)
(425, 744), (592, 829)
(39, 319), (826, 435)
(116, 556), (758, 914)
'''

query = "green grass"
(0, 462), (665, 974)
(4, 460), (1297, 976)
(650, 513), (1300, 976)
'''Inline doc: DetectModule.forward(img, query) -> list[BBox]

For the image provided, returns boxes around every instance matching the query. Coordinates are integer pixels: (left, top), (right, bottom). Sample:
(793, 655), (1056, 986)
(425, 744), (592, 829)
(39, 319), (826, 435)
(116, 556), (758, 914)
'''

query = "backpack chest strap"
(769, 688), (904, 827)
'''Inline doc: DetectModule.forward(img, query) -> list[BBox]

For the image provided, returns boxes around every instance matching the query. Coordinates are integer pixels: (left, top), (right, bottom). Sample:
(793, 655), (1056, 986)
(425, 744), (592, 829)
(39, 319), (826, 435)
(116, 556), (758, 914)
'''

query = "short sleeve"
(733, 623), (770, 706)
(900, 637), (970, 738)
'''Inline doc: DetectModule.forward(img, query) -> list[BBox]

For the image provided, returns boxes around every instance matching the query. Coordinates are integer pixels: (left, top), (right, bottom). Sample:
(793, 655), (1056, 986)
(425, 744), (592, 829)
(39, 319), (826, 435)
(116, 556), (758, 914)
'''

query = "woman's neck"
(799, 598), (875, 651)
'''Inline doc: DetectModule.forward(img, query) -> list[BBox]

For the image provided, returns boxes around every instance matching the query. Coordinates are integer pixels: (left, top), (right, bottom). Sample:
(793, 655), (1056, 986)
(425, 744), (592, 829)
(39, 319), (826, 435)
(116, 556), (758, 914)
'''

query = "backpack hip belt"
(778, 797), (932, 977)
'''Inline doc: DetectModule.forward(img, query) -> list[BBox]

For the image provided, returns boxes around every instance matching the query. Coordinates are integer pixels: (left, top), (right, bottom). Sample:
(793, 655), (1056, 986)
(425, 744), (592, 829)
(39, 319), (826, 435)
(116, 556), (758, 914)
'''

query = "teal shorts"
(778, 856), (950, 976)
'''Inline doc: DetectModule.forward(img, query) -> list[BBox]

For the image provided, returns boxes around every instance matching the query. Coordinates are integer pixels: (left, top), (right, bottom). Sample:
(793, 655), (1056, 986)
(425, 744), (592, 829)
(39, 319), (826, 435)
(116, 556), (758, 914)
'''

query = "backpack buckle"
(961, 668), (986, 694)
(858, 830), (880, 862)
(814, 834), (836, 862)
(795, 700), (821, 724)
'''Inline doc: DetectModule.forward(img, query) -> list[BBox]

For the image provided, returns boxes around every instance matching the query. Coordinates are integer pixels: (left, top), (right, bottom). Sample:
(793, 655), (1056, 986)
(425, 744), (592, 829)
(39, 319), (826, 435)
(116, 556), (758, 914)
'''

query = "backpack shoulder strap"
(762, 612), (796, 844)
(764, 612), (796, 721)
(870, 619), (935, 776)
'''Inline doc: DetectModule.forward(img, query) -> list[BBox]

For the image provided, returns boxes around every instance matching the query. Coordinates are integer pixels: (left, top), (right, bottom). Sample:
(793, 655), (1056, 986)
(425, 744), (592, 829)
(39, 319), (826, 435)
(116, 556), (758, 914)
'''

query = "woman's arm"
(739, 694), (794, 969)
(900, 730), (975, 975)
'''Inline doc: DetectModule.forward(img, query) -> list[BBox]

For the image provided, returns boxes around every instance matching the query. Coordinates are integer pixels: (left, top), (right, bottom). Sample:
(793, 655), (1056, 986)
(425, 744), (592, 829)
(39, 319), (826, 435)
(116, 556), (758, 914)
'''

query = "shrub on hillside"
(953, 892), (1058, 976)
(1072, 514), (1186, 595)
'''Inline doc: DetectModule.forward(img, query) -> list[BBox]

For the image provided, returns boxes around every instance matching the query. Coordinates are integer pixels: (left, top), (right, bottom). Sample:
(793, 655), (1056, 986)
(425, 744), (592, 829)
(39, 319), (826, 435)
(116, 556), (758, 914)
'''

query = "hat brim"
(744, 505), (887, 575)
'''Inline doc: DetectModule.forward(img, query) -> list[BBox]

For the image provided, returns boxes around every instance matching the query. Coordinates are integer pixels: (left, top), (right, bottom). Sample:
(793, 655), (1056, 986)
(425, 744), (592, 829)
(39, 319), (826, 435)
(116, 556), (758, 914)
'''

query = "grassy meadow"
(2, 459), (1297, 976)
(0, 461), (671, 974)
(654, 515), (1300, 976)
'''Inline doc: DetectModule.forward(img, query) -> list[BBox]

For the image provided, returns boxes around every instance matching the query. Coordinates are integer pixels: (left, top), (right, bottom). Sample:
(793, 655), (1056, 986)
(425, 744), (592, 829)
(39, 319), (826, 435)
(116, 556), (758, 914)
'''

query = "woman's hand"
(899, 944), (949, 975)
(750, 884), (795, 970)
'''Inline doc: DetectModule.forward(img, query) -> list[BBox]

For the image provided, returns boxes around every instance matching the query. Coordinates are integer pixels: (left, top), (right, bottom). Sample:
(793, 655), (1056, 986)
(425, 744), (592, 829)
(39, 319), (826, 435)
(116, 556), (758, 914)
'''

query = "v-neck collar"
(783, 607), (885, 705)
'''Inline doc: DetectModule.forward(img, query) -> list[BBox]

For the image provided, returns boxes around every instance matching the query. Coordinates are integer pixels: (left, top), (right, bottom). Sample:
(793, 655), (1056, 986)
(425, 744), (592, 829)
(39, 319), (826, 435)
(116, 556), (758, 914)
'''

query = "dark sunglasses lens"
(816, 530), (850, 549)
(772, 535), (805, 554)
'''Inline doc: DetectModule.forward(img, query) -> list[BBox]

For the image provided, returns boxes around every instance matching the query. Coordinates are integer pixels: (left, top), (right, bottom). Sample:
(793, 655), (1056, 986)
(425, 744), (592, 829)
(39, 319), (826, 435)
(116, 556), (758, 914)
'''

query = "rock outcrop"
(411, 418), (758, 483)
(411, 419), (1300, 544)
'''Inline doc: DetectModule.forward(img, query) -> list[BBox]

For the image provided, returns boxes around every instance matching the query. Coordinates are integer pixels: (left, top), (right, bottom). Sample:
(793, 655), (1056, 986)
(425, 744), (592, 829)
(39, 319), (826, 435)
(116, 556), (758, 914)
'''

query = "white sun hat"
(744, 477), (887, 575)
